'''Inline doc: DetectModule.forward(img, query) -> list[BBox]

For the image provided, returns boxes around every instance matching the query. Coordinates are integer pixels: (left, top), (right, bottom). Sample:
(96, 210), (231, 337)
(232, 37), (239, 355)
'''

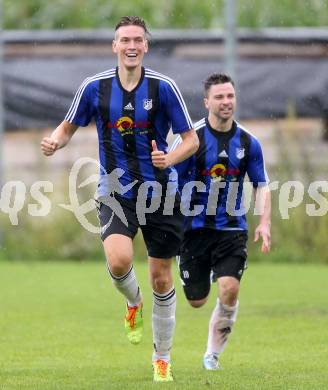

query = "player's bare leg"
(149, 257), (175, 382)
(104, 234), (143, 344)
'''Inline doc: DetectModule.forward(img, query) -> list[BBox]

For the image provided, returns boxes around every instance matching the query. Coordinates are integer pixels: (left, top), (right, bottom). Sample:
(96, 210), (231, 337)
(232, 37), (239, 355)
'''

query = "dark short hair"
(115, 16), (149, 35)
(204, 73), (235, 96)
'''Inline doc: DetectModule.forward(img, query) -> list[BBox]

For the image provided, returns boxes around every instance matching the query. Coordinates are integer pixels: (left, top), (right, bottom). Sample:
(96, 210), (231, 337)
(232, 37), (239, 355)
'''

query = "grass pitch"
(0, 261), (327, 390)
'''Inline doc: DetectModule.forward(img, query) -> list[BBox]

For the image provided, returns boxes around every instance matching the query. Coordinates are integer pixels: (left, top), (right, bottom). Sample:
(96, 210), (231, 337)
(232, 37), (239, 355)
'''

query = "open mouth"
(126, 53), (137, 58)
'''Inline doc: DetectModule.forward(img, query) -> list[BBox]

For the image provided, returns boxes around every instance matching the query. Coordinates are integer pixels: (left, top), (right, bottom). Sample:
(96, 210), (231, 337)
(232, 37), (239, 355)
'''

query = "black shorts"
(96, 194), (184, 259)
(178, 229), (248, 301)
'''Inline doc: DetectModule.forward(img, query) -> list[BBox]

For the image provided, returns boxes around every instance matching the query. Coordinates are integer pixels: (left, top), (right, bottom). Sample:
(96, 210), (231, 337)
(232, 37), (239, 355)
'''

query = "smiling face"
(204, 82), (236, 122)
(112, 25), (148, 70)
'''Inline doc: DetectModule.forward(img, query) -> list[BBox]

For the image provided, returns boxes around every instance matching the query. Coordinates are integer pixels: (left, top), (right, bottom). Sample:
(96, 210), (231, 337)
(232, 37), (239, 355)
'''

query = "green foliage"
(3, 0), (328, 29)
(0, 193), (147, 262)
(0, 208), (102, 261)
(0, 261), (328, 389)
(0, 166), (327, 264)
(247, 189), (328, 264)
(3, 0), (220, 29)
(238, 0), (328, 28)
(247, 121), (328, 265)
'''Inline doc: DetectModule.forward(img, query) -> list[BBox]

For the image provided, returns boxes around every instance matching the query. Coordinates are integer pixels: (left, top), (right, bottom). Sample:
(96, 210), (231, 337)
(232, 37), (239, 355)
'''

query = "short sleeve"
(65, 78), (95, 127)
(247, 137), (269, 188)
(170, 135), (194, 189)
(160, 79), (193, 134)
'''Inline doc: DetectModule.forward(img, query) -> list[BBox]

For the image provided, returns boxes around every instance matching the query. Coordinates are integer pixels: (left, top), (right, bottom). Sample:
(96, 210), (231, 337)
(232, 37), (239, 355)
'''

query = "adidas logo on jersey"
(124, 102), (134, 110)
(218, 150), (228, 158)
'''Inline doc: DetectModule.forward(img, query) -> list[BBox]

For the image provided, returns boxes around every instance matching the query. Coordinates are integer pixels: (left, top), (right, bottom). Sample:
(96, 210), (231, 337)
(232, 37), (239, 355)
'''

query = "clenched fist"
(40, 137), (59, 156)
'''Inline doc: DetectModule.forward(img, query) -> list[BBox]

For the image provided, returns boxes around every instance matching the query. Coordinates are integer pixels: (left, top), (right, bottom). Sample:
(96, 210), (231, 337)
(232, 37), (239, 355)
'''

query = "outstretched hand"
(254, 223), (271, 253)
(151, 140), (171, 170)
(40, 137), (59, 156)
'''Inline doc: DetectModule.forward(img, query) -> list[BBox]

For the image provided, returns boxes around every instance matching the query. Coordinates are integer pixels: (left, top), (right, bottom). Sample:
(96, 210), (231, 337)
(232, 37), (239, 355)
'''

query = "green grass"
(1, 261), (328, 390)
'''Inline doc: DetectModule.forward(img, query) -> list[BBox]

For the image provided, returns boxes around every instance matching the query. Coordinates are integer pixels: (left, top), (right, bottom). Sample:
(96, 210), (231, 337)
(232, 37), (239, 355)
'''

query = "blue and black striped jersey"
(171, 118), (269, 231)
(65, 66), (193, 198)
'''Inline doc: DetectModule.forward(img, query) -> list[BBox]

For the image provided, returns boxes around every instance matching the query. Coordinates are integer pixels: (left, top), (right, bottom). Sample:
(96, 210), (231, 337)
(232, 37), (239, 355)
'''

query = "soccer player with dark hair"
(41, 16), (198, 382)
(171, 73), (271, 370)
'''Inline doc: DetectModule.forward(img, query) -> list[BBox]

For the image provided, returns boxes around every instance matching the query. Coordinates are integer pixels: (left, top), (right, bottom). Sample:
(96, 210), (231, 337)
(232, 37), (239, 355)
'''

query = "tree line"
(3, 0), (328, 30)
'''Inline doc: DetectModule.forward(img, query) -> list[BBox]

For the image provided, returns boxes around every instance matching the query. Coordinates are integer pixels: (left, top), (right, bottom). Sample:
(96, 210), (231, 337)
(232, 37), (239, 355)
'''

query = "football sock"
(152, 287), (176, 362)
(206, 298), (239, 356)
(107, 264), (142, 307)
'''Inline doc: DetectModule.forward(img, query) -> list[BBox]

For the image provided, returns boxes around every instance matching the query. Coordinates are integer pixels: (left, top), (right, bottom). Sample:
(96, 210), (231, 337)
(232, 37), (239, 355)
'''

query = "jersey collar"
(116, 66), (145, 94)
(205, 118), (237, 140)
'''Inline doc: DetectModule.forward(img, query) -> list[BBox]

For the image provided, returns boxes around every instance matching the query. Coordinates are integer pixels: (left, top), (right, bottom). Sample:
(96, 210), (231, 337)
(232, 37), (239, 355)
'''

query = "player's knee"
(103, 235), (133, 277)
(150, 262), (173, 292)
(183, 282), (210, 304)
(226, 283), (239, 297)
(220, 279), (240, 304)
(106, 254), (132, 277)
(152, 274), (171, 292)
(188, 298), (208, 308)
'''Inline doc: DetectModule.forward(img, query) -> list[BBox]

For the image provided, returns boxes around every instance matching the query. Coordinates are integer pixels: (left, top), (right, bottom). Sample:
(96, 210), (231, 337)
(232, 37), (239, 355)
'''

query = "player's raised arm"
(40, 120), (78, 156)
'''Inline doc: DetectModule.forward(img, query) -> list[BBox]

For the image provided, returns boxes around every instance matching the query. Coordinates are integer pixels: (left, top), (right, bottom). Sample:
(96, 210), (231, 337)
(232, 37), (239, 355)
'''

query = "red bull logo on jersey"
(107, 117), (151, 136)
(115, 116), (134, 132)
(201, 163), (240, 182)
